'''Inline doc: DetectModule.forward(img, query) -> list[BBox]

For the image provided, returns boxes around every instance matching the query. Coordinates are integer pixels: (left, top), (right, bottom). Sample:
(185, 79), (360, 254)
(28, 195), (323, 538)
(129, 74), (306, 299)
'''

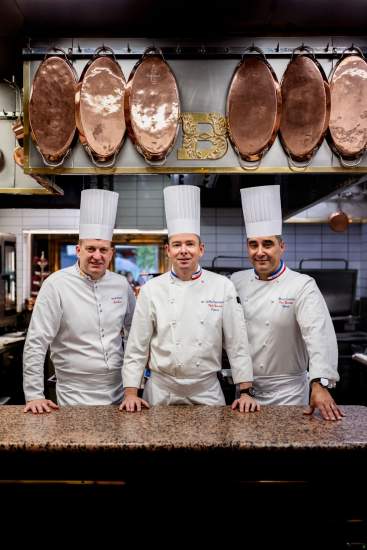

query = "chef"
(231, 184), (344, 421)
(120, 185), (258, 412)
(23, 188), (135, 412)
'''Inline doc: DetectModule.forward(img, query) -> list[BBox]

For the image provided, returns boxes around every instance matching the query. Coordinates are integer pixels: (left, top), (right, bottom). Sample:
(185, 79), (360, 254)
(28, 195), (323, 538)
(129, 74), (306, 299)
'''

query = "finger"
(48, 402), (59, 410)
(136, 400), (142, 412)
(319, 404), (331, 421)
(303, 406), (315, 416)
(141, 399), (150, 409)
(36, 404), (43, 414)
(231, 399), (238, 410)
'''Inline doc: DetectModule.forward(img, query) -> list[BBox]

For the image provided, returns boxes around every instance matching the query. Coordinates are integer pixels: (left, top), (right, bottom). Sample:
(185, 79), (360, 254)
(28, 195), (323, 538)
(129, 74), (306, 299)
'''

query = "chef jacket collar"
(254, 259), (286, 281)
(170, 264), (202, 281)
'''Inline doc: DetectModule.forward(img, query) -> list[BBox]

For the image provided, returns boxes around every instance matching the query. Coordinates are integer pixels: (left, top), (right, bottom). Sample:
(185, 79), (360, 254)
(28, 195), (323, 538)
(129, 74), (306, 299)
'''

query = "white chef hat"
(164, 185), (200, 237)
(240, 185), (282, 238)
(79, 189), (119, 241)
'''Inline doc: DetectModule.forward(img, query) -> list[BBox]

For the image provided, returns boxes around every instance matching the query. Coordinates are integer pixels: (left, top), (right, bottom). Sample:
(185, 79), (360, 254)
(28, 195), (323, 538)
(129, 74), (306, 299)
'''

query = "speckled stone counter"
(0, 405), (366, 483)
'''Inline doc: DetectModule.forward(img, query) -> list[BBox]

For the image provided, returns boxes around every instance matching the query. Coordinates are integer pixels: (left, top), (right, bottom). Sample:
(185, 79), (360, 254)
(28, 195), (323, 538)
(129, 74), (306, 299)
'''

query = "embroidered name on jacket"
(278, 297), (295, 308)
(111, 296), (123, 304)
(203, 300), (224, 311)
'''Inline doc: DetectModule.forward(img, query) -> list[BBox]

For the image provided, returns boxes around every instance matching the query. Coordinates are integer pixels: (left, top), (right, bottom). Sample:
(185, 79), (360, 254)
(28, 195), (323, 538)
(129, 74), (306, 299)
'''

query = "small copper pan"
(227, 46), (281, 169)
(279, 46), (330, 168)
(328, 209), (349, 232)
(124, 47), (180, 165)
(75, 46), (126, 167)
(29, 49), (77, 167)
(328, 47), (367, 167)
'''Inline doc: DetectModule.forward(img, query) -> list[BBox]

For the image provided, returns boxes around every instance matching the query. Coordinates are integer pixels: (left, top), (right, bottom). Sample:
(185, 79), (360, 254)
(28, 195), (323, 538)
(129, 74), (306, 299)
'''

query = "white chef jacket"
(23, 263), (135, 406)
(123, 269), (253, 405)
(231, 266), (339, 405)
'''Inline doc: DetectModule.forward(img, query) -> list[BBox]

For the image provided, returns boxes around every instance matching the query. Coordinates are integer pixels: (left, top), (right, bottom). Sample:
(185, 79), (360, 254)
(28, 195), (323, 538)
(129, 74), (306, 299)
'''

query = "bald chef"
(231, 185), (344, 421)
(23, 189), (135, 413)
(120, 185), (258, 412)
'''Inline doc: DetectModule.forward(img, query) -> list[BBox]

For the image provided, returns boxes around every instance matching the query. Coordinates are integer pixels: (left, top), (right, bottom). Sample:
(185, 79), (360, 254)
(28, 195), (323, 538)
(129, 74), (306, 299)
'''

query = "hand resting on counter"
(24, 399), (59, 414)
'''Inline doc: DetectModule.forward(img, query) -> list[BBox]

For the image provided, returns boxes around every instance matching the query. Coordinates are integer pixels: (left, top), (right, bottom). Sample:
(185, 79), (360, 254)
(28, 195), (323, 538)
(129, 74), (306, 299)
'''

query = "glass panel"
(4, 242), (16, 313)
(60, 244), (78, 269)
(114, 245), (160, 288)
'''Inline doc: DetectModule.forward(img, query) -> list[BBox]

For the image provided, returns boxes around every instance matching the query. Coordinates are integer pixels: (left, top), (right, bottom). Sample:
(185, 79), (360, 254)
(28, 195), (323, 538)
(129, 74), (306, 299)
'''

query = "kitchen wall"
(0, 177), (366, 311)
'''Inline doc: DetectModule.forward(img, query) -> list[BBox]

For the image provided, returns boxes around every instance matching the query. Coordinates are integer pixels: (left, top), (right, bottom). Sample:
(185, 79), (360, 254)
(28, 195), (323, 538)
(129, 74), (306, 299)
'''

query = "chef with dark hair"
(231, 185), (344, 421)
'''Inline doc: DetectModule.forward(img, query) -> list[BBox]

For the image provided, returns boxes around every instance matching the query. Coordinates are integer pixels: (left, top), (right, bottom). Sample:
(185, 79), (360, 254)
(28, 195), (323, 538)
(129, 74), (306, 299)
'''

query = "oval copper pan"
(329, 210), (349, 232)
(328, 54), (367, 161)
(279, 55), (330, 163)
(29, 56), (77, 165)
(227, 56), (281, 163)
(76, 55), (126, 165)
(124, 51), (180, 163)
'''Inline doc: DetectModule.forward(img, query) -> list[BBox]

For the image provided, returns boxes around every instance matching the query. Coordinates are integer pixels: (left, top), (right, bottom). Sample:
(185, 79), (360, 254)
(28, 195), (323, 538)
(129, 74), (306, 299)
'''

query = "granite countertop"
(0, 404), (366, 452)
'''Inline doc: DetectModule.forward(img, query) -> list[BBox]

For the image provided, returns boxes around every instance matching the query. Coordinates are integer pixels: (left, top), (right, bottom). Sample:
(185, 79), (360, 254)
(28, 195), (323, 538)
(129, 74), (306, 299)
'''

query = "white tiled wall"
(0, 199), (366, 312)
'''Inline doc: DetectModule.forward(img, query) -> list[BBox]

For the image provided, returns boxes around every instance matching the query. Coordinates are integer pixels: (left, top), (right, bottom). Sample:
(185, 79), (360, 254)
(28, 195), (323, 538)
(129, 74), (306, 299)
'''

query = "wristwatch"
(239, 387), (256, 397)
(310, 377), (336, 389)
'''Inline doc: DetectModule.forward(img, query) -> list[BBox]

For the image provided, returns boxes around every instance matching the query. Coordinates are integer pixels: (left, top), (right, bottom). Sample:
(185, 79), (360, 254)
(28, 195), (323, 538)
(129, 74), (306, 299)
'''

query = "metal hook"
(275, 42), (280, 52)
(77, 42), (82, 53)
(2, 108), (8, 116)
(127, 42), (131, 53)
(324, 42), (329, 52)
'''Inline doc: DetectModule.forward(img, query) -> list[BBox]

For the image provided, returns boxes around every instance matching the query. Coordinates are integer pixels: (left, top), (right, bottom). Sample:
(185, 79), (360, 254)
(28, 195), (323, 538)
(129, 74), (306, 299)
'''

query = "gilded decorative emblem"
(178, 112), (228, 160)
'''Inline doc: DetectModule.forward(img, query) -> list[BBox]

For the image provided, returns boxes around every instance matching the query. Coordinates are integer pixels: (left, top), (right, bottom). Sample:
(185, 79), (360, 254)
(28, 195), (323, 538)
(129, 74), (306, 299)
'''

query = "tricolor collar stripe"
(254, 260), (286, 281)
(171, 265), (202, 280)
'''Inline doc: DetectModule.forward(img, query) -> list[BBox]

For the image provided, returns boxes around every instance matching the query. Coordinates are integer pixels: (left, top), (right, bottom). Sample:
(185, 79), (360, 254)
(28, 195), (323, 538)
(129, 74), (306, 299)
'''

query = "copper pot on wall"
(328, 201), (349, 232)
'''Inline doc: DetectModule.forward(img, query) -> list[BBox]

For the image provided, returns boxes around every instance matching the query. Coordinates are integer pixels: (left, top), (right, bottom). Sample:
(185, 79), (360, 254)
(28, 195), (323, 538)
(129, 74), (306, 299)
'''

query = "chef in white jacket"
(120, 185), (258, 412)
(23, 189), (135, 413)
(231, 185), (344, 421)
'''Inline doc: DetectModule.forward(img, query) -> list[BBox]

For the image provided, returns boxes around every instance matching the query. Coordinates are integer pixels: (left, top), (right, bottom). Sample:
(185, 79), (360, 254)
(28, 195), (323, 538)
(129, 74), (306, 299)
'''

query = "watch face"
(320, 378), (329, 387)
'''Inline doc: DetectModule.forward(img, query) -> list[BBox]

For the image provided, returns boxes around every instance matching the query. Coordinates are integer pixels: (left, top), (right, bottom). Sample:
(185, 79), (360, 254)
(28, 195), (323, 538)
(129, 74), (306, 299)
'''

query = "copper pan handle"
(141, 46), (164, 60)
(37, 146), (71, 168)
(338, 154), (365, 168)
(339, 44), (365, 61)
(242, 45), (267, 62)
(144, 155), (168, 167)
(43, 46), (70, 62)
(291, 44), (316, 62)
(84, 146), (119, 168)
(92, 45), (117, 62)
(236, 150), (263, 171)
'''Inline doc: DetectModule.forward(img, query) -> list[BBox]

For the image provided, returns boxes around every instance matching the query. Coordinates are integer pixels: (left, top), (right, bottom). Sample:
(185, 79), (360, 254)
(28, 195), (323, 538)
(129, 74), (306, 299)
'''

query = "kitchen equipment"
(328, 207), (349, 232)
(124, 47), (180, 165)
(279, 45), (330, 168)
(227, 46), (281, 169)
(75, 46), (126, 167)
(328, 46), (367, 167)
(297, 258), (357, 318)
(29, 49), (77, 166)
(0, 234), (16, 322)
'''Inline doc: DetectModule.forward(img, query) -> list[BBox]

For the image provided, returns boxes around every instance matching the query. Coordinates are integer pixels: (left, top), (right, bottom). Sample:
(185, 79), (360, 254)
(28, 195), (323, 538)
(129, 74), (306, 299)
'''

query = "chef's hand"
(24, 399), (59, 414)
(231, 395), (260, 413)
(304, 384), (345, 421)
(119, 388), (150, 412)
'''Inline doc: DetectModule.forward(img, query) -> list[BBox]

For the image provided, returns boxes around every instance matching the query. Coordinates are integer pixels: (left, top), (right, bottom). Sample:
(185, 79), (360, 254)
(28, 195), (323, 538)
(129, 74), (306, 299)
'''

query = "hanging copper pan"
(124, 47), (180, 165)
(227, 46), (281, 169)
(279, 46), (330, 168)
(75, 46), (126, 167)
(29, 49), (77, 167)
(328, 47), (367, 167)
(328, 208), (349, 232)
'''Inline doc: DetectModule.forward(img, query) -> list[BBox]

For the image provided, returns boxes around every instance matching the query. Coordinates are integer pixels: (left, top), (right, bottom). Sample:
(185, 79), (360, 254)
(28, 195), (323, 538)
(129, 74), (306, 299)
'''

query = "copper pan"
(29, 49), (77, 167)
(13, 146), (24, 167)
(328, 209), (349, 232)
(279, 46), (330, 169)
(227, 46), (281, 169)
(124, 47), (180, 165)
(328, 47), (367, 167)
(75, 46), (126, 167)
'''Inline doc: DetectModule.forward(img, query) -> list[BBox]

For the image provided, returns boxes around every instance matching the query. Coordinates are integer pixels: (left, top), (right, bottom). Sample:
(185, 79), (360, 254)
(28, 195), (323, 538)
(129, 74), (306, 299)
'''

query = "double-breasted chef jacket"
(23, 263), (135, 406)
(122, 269), (253, 405)
(231, 266), (339, 405)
